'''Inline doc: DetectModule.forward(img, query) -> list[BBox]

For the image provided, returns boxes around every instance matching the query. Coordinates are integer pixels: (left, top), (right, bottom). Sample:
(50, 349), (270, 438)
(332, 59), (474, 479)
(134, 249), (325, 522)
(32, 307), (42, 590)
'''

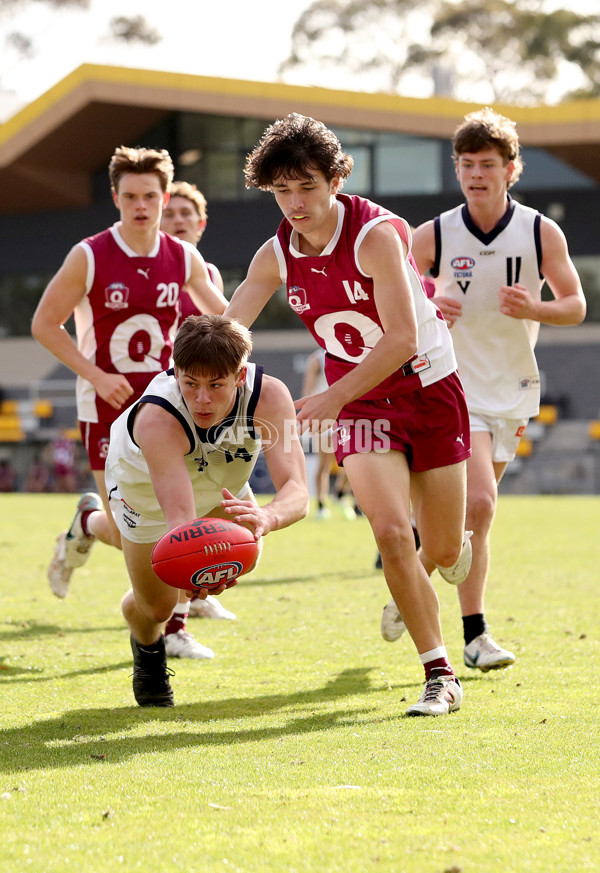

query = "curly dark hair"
(244, 113), (354, 190)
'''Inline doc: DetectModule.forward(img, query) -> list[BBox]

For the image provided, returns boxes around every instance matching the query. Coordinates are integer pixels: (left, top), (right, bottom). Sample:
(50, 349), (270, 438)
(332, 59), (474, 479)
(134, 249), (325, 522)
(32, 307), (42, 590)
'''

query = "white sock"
(418, 646), (448, 664)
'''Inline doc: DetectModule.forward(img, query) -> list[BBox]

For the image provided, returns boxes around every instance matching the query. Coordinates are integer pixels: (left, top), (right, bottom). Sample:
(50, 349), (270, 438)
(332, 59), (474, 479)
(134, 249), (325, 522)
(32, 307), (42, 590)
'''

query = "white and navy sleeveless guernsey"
(106, 362), (263, 522)
(432, 197), (544, 419)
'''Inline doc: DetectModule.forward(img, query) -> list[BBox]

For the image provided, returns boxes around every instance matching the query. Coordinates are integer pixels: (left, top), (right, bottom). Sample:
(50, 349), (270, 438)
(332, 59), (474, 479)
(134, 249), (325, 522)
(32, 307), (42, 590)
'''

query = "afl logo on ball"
(191, 561), (243, 590)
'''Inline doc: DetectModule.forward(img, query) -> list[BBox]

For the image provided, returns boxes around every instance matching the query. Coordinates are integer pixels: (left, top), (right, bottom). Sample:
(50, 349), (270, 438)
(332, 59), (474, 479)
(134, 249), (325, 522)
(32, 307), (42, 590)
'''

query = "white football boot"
(381, 599), (407, 642)
(406, 675), (463, 717)
(164, 630), (215, 660)
(188, 595), (237, 620)
(464, 633), (515, 672)
(437, 531), (473, 585)
(48, 492), (102, 598)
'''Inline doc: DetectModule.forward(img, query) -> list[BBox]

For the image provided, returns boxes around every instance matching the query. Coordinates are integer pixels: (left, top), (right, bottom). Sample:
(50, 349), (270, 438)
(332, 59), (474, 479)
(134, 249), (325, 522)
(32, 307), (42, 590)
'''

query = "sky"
(0, 0), (314, 116)
(0, 0), (598, 120)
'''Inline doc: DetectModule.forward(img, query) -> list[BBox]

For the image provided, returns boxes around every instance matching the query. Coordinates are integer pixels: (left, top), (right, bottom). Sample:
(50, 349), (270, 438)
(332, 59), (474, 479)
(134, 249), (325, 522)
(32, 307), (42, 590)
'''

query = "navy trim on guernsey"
(533, 213), (543, 279)
(432, 216), (442, 279)
(125, 395), (196, 455)
(461, 197), (515, 246)
(245, 365), (263, 440)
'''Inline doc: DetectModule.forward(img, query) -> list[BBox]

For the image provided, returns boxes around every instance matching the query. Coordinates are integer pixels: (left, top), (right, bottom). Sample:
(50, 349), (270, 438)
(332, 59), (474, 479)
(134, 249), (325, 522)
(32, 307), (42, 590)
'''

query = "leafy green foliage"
(281, 0), (600, 104)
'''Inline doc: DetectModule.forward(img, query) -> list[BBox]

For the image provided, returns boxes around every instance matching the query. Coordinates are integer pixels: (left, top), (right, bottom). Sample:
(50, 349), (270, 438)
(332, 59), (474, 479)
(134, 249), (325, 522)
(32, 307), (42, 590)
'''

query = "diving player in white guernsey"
(381, 108), (585, 672)
(106, 314), (309, 707)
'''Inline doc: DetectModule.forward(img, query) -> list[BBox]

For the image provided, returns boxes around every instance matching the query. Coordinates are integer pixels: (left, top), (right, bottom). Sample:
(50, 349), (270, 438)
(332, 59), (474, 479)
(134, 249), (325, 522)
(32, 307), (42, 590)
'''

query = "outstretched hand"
(294, 391), (342, 435)
(220, 488), (272, 540)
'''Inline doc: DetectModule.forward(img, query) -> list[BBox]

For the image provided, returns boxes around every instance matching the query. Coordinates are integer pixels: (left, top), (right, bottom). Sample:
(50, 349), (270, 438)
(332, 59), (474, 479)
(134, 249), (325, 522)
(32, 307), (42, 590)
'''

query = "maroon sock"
(424, 657), (455, 681)
(80, 510), (96, 537)
(165, 609), (188, 637)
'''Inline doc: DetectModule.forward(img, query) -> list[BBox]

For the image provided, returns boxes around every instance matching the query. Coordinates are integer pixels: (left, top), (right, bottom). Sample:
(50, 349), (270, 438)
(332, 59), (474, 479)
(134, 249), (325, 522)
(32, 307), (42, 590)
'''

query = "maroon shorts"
(333, 371), (471, 472)
(79, 420), (112, 471)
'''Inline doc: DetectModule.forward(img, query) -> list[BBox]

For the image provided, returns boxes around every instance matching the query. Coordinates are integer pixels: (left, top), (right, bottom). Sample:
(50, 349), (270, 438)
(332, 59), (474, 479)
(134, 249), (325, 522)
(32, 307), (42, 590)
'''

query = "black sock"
(462, 613), (487, 646)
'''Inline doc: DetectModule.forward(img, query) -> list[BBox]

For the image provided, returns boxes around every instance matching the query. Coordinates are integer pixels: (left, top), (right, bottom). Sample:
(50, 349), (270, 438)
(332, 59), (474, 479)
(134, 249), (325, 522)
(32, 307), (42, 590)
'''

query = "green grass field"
(1, 493), (599, 873)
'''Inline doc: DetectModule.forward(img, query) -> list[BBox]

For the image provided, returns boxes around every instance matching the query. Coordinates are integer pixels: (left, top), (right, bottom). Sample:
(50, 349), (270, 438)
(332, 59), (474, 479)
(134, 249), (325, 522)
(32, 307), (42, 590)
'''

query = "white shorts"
(108, 482), (253, 545)
(469, 412), (529, 463)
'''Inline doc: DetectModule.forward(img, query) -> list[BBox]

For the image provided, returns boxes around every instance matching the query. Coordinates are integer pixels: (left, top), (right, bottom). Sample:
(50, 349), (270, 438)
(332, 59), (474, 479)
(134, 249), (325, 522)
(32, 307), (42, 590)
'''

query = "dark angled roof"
(1, 63), (600, 214)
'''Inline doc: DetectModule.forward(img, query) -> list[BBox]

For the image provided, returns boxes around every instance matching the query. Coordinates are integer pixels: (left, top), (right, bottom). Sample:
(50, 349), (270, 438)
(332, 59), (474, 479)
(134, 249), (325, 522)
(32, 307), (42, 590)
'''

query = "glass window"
(342, 146), (372, 194)
(520, 147), (596, 189)
(376, 139), (441, 195)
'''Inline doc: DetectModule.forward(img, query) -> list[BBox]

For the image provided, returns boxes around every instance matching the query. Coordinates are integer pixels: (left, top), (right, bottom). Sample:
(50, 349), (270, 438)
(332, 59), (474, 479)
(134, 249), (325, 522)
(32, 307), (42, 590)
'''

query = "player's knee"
(425, 539), (462, 570)
(372, 518), (415, 558)
(467, 489), (496, 531)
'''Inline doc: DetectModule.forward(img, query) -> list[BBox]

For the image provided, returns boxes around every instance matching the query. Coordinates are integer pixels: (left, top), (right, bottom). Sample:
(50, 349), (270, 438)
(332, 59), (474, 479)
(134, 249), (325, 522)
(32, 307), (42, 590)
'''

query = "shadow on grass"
(0, 622), (124, 643)
(0, 667), (417, 773)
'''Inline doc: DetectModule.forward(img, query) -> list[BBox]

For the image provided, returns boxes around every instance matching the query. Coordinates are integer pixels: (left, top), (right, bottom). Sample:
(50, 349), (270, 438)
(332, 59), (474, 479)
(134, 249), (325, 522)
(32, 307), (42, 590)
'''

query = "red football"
(151, 517), (258, 592)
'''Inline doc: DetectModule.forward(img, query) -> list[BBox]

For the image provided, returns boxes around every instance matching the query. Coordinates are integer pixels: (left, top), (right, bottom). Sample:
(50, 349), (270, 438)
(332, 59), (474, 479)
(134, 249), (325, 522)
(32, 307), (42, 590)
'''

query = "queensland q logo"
(191, 561), (243, 589)
(451, 257), (475, 271)
(105, 282), (129, 310)
(288, 286), (310, 313)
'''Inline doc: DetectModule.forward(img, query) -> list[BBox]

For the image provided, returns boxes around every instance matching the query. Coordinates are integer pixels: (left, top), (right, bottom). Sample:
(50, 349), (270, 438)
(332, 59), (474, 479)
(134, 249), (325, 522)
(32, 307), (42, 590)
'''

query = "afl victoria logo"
(451, 257), (475, 271)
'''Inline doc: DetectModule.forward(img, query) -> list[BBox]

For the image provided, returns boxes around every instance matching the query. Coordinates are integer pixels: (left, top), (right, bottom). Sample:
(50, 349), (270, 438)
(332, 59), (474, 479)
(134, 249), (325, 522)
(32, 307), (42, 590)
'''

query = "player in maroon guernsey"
(226, 114), (472, 717)
(32, 146), (227, 599)
(160, 180), (237, 658)
(161, 180), (225, 322)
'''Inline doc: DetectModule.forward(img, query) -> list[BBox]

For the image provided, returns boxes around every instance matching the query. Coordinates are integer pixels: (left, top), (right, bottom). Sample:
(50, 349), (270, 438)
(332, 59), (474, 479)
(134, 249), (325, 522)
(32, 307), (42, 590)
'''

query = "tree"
(0, 0), (160, 74)
(280, 0), (600, 104)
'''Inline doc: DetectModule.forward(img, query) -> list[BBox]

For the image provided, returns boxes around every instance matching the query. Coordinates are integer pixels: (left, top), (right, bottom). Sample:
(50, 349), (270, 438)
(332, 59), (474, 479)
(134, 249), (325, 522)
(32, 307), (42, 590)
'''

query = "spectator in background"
(0, 458), (17, 492)
(47, 431), (78, 492)
(25, 455), (51, 493)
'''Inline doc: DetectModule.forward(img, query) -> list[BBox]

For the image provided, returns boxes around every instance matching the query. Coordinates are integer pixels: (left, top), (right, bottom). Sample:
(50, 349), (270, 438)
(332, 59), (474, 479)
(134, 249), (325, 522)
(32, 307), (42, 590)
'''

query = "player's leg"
(85, 469), (123, 548)
(47, 422), (122, 597)
(315, 439), (332, 519)
(411, 459), (470, 581)
(121, 537), (178, 707)
(344, 449), (462, 715)
(459, 431), (515, 671)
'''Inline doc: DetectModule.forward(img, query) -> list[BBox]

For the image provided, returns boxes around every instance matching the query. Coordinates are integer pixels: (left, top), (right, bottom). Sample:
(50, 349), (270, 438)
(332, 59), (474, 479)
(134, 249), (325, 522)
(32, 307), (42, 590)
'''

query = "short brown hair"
(168, 180), (207, 221)
(174, 315), (252, 378)
(452, 108), (523, 187)
(109, 146), (174, 193)
(244, 113), (354, 190)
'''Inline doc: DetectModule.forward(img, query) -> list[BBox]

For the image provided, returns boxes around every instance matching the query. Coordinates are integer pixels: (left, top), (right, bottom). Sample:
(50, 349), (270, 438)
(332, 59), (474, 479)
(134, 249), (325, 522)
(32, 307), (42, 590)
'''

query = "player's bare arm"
(222, 376), (309, 539)
(225, 240), (283, 327)
(295, 222), (419, 429)
(412, 219), (463, 327)
(133, 402), (197, 531)
(499, 217), (586, 325)
(32, 245), (134, 409)
(185, 248), (228, 315)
